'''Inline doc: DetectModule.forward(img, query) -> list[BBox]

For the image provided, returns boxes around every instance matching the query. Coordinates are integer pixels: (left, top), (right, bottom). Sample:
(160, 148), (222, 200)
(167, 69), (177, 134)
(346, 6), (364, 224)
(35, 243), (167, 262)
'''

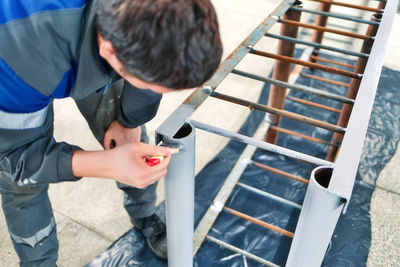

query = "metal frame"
(155, 0), (398, 266)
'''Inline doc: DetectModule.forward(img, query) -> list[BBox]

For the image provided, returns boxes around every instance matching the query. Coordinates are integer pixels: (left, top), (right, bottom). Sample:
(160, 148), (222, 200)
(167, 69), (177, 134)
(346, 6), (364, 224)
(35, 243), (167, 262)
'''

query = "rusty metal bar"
(206, 235), (280, 267)
(270, 125), (338, 148)
(265, 3), (303, 144)
(310, 54), (355, 69)
(300, 73), (349, 88)
(210, 91), (346, 134)
(249, 48), (362, 79)
(224, 207), (295, 238)
(279, 19), (373, 40)
(289, 6), (381, 25)
(265, 33), (369, 58)
(309, 0), (332, 64)
(251, 160), (309, 184)
(287, 96), (341, 113)
(231, 69), (353, 103)
(327, 13), (382, 161)
(308, 0), (383, 12)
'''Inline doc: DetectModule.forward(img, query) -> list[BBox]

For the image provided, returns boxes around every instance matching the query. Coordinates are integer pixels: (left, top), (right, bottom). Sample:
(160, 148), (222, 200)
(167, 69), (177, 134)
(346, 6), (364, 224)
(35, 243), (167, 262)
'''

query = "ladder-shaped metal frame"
(155, 0), (398, 266)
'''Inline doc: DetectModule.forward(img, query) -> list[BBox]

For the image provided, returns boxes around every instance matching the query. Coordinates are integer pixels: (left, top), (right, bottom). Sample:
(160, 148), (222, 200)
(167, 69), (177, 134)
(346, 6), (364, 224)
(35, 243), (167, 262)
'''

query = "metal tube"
(308, 0), (383, 12)
(251, 160), (309, 184)
(270, 124), (339, 147)
(249, 49), (362, 79)
(286, 166), (345, 267)
(310, 54), (355, 69)
(309, 0), (332, 64)
(190, 119), (335, 166)
(326, 13), (381, 161)
(158, 123), (196, 267)
(210, 91), (346, 134)
(232, 69), (353, 103)
(237, 182), (303, 210)
(287, 96), (341, 113)
(193, 119), (272, 255)
(300, 73), (349, 88)
(266, 2), (303, 143)
(290, 6), (381, 25)
(279, 19), (373, 40)
(206, 235), (280, 267)
(265, 33), (369, 58)
(223, 207), (295, 238)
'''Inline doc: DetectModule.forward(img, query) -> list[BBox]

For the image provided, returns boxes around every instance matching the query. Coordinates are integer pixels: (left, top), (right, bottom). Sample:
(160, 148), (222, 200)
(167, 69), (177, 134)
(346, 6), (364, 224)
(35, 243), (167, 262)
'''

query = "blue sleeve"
(0, 104), (82, 186)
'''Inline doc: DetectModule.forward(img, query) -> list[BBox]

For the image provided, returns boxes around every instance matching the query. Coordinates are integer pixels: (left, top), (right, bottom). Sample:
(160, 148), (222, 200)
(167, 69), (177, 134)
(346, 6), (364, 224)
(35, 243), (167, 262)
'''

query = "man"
(0, 0), (222, 265)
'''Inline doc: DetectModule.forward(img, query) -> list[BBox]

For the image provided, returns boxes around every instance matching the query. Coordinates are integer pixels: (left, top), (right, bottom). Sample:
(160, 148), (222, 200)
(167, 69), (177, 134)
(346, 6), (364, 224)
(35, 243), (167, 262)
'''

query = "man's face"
(117, 68), (174, 94)
(98, 34), (174, 94)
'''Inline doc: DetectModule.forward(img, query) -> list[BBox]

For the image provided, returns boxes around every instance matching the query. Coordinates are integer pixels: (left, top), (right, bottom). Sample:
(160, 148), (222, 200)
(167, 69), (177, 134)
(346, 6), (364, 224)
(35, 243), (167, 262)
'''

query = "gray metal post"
(285, 166), (345, 267)
(157, 123), (196, 267)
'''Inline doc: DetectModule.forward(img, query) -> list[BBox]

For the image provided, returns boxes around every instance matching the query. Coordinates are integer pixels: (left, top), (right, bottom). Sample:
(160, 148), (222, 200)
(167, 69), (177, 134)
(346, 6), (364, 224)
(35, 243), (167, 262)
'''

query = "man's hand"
(104, 120), (141, 149)
(72, 143), (171, 188)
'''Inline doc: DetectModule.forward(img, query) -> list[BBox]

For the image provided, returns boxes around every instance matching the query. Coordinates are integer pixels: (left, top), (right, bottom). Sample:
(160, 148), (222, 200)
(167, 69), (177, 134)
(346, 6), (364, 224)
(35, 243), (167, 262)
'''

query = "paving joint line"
(53, 209), (114, 242)
(374, 185), (400, 197)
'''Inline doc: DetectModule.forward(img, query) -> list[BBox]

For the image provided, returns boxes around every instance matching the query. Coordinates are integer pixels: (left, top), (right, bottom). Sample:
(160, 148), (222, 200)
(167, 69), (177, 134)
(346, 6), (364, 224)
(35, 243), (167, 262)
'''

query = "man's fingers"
(104, 134), (111, 149)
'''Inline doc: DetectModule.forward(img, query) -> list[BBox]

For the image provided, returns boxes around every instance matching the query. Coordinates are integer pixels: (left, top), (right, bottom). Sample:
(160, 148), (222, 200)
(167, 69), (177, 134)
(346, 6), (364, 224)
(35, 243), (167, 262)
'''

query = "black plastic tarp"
(87, 53), (400, 267)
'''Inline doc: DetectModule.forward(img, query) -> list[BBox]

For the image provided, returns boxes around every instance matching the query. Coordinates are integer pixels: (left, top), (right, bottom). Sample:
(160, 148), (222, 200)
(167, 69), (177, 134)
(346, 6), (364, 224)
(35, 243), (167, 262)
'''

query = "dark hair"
(96, 0), (222, 89)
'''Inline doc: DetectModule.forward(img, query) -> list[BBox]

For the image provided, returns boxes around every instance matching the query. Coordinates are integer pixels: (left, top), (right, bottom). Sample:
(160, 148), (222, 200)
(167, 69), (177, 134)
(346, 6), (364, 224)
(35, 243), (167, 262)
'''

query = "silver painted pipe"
(231, 69), (354, 104)
(159, 123), (196, 267)
(190, 119), (334, 167)
(290, 6), (380, 25)
(265, 33), (369, 58)
(286, 166), (345, 267)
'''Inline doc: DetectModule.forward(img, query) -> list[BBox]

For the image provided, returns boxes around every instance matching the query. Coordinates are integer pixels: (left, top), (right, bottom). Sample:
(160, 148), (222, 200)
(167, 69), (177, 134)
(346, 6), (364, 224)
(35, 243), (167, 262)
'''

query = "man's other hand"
(104, 120), (141, 149)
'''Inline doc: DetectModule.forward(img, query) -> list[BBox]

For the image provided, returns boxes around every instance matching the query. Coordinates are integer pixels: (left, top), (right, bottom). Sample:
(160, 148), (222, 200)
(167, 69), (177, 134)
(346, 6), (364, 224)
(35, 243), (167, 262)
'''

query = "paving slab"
(367, 188), (400, 266)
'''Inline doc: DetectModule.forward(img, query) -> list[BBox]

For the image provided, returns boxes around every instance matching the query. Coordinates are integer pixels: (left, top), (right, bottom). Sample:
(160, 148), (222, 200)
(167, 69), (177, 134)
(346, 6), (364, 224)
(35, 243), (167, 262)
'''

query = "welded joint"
(247, 45), (255, 53)
(270, 15), (280, 21)
(242, 158), (252, 165)
(210, 201), (224, 213)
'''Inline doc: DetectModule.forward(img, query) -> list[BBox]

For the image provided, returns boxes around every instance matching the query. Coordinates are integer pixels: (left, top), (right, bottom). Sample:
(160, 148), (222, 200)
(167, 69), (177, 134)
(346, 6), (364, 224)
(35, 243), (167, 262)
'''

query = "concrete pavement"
(1, 1), (399, 266)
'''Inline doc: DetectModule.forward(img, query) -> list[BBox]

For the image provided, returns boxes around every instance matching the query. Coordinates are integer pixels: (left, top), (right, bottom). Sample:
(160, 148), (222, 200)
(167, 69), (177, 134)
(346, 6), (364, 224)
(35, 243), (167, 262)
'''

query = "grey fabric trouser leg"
(0, 172), (58, 267)
(74, 80), (157, 218)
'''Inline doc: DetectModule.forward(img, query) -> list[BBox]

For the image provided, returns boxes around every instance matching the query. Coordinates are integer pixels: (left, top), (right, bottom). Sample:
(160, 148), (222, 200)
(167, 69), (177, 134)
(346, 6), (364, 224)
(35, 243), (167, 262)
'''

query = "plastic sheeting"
(87, 53), (400, 267)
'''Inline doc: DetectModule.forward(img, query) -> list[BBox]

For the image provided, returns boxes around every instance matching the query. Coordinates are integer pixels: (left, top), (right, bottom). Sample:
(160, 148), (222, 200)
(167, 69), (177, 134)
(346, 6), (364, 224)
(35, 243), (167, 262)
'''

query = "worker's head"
(96, 0), (223, 93)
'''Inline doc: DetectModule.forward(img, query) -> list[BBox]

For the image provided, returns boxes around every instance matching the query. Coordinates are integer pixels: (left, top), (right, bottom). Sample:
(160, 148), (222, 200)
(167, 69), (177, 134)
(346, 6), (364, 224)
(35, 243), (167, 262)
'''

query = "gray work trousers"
(0, 81), (157, 266)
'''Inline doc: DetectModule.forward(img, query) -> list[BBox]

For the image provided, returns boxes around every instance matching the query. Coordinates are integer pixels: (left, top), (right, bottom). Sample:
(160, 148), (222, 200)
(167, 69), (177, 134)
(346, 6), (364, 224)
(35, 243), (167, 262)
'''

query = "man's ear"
(98, 34), (116, 60)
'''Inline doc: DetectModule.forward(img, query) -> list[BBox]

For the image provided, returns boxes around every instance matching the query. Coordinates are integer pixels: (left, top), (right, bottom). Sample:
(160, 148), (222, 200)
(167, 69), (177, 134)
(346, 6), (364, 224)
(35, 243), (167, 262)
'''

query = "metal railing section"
(155, 0), (398, 266)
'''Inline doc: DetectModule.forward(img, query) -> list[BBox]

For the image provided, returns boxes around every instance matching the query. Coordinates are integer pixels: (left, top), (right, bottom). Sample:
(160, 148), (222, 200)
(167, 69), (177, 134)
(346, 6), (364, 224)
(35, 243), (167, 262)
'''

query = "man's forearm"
(71, 143), (171, 189)
(72, 149), (115, 179)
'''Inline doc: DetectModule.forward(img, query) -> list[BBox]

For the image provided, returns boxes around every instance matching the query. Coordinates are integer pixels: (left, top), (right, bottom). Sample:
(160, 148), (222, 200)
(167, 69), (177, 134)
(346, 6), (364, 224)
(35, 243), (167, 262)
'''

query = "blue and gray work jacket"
(0, 0), (162, 185)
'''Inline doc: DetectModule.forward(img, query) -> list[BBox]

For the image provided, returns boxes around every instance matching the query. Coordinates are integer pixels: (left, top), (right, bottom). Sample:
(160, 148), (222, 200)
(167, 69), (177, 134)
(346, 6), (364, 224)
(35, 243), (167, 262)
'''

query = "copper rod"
(265, 4), (303, 143)
(287, 96), (341, 113)
(280, 19), (373, 40)
(211, 91), (346, 134)
(224, 207), (294, 238)
(251, 160), (309, 184)
(250, 49), (361, 79)
(310, 55), (355, 69)
(270, 125), (338, 147)
(308, 0), (382, 12)
(301, 73), (349, 88)
(327, 13), (381, 161)
(309, 0), (332, 64)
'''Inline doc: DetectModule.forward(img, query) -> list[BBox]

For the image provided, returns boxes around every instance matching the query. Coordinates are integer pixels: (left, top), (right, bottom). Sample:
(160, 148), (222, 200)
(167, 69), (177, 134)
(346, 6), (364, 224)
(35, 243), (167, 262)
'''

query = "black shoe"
(131, 214), (168, 260)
